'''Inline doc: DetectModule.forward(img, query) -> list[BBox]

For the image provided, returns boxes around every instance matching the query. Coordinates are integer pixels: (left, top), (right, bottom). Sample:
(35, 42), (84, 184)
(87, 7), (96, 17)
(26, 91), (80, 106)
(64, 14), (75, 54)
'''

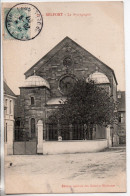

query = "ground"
(5, 146), (126, 194)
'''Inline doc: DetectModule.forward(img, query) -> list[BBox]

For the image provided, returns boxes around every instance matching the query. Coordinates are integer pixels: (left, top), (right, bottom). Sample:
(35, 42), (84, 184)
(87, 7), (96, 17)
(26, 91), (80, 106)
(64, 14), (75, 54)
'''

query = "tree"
(50, 79), (118, 139)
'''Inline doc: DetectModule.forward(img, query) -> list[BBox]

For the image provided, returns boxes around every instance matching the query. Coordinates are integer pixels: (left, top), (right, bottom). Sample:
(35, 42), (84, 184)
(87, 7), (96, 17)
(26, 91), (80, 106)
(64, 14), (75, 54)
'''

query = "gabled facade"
(25, 37), (117, 99)
(15, 37), (118, 145)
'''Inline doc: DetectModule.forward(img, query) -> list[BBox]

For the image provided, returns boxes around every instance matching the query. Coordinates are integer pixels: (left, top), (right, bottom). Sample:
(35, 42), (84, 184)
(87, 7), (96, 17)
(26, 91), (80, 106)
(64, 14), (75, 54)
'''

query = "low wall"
(42, 139), (108, 155)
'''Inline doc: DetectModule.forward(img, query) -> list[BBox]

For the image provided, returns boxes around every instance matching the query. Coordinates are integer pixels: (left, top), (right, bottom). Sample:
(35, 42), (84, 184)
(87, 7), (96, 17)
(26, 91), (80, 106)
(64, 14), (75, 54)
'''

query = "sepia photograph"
(2, 1), (126, 194)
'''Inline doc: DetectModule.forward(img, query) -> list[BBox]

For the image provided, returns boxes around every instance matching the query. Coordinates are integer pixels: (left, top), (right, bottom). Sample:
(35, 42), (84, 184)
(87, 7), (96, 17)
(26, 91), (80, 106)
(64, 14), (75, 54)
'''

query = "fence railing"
(45, 123), (92, 141)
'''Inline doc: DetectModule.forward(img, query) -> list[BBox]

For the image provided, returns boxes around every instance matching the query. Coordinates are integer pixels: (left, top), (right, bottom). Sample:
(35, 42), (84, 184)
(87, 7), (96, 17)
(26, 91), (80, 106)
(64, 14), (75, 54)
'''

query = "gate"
(13, 141), (37, 155)
(13, 128), (37, 155)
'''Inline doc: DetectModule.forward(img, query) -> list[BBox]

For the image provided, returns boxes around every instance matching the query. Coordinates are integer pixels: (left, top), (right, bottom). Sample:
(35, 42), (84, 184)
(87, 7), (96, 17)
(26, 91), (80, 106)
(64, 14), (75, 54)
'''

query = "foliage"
(49, 80), (118, 128)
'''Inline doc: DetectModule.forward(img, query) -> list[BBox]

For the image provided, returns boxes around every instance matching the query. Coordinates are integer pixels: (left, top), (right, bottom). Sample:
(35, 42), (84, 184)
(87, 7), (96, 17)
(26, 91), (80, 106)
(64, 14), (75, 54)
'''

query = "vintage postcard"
(2, 1), (126, 194)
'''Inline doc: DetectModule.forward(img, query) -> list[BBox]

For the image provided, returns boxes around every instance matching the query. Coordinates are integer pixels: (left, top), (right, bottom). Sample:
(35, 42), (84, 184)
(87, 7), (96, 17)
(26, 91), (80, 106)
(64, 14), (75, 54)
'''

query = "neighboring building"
(14, 37), (119, 154)
(4, 81), (16, 154)
(117, 91), (126, 144)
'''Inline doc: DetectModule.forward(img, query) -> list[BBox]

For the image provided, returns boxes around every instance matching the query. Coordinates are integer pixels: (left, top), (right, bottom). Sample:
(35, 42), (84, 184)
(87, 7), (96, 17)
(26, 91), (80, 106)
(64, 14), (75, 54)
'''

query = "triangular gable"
(24, 36), (117, 84)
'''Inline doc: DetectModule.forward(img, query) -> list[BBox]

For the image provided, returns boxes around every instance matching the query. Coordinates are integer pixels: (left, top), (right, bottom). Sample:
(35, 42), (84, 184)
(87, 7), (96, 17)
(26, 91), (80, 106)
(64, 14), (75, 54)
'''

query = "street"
(5, 145), (126, 194)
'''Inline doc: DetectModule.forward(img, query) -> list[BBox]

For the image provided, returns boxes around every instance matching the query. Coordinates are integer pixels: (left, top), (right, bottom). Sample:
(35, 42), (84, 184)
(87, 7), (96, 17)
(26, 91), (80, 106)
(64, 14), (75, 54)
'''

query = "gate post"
(37, 120), (43, 154)
(7, 123), (14, 155)
(106, 125), (112, 147)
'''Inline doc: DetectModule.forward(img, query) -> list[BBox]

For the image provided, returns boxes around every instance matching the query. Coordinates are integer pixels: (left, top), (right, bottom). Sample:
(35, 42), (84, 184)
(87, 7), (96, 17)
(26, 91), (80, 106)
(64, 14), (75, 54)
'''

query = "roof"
(117, 91), (125, 111)
(4, 81), (16, 97)
(24, 36), (118, 85)
(21, 75), (50, 89)
(47, 97), (66, 105)
(88, 71), (110, 84)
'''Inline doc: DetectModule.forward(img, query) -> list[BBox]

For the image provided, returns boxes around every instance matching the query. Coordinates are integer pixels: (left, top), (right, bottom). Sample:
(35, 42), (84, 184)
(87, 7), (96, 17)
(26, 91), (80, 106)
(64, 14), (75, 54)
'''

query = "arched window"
(31, 118), (35, 139)
(31, 97), (35, 105)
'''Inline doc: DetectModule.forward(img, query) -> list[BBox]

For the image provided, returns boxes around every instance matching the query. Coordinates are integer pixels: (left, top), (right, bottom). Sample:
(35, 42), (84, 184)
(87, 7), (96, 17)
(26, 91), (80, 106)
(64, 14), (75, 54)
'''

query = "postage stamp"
(5, 3), (43, 41)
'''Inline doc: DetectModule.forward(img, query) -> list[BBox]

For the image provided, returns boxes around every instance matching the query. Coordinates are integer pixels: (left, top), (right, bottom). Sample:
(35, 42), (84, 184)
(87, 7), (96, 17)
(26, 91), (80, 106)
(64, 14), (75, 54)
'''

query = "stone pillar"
(37, 120), (43, 154)
(106, 125), (112, 147)
(7, 123), (14, 155)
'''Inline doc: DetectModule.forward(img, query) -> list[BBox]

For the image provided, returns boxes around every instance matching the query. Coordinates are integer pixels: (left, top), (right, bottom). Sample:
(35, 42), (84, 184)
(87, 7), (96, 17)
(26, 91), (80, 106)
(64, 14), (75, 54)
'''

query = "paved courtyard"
(5, 146), (126, 194)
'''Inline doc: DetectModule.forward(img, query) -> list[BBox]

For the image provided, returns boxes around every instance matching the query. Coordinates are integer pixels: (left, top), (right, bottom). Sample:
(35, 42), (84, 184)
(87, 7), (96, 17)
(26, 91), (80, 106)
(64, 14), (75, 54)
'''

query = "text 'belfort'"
(45, 13), (91, 16)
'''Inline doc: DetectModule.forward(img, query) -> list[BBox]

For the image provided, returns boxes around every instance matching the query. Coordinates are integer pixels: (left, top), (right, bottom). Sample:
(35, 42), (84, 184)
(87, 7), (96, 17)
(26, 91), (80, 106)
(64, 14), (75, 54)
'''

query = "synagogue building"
(13, 37), (119, 155)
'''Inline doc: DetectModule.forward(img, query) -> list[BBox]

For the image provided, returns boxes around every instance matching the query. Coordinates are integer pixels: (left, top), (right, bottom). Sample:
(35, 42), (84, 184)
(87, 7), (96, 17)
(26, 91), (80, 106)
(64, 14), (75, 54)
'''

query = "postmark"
(5, 3), (43, 41)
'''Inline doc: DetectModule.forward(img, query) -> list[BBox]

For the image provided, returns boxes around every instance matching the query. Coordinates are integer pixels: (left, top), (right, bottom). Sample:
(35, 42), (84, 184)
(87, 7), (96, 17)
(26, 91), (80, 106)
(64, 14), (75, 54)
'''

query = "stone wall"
(34, 44), (114, 98)
(25, 37), (116, 98)
(42, 139), (108, 155)
(18, 87), (50, 135)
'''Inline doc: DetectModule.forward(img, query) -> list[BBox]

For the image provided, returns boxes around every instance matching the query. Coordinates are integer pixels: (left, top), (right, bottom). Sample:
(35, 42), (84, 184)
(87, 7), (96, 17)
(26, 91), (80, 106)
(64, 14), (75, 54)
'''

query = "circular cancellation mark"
(5, 3), (43, 41)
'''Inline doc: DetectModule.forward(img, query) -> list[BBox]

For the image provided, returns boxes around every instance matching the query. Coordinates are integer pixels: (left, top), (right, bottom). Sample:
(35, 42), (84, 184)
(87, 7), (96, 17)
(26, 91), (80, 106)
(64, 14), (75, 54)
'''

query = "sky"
(3, 1), (125, 95)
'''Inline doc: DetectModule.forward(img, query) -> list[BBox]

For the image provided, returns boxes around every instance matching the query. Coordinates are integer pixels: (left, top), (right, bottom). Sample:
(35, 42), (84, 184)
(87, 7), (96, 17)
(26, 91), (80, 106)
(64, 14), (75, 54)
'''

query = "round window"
(63, 56), (72, 67)
(59, 75), (77, 95)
